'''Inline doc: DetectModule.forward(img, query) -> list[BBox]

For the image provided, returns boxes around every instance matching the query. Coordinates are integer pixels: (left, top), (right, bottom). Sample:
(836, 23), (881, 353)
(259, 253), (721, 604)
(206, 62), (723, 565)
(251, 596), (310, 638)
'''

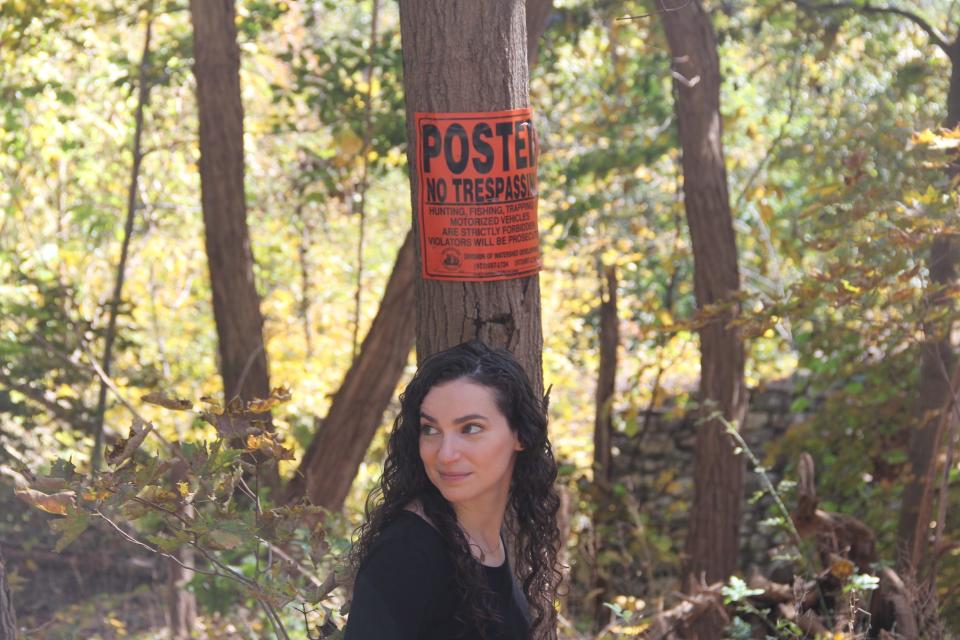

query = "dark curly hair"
(349, 339), (561, 638)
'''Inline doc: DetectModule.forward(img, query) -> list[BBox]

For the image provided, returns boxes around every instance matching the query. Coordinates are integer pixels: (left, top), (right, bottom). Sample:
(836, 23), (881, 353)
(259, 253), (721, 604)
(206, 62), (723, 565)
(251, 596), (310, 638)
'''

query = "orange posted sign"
(415, 108), (541, 281)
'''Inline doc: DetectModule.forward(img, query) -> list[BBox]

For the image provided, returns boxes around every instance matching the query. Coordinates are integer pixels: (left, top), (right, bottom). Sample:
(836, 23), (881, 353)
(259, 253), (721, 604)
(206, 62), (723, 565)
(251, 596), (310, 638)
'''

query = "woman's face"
(418, 378), (522, 509)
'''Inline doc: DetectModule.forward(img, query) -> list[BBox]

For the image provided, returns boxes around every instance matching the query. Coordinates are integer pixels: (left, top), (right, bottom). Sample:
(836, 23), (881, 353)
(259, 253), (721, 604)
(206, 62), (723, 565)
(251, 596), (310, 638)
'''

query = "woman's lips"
(438, 471), (472, 482)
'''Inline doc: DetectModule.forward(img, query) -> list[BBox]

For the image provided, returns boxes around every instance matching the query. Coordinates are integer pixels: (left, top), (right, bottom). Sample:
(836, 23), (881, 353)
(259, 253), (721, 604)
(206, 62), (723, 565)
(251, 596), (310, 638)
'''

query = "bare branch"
(794, 0), (951, 54)
(78, 336), (175, 456)
(618, 0), (693, 21)
(95, 510), (220, 580)
(92, 10), (155, 471)
(256, 538), (337, 593)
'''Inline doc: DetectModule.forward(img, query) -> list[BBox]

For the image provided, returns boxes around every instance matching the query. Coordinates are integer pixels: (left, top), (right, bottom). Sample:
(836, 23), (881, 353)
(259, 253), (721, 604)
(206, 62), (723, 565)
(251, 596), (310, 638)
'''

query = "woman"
(344, 340), (561, 640)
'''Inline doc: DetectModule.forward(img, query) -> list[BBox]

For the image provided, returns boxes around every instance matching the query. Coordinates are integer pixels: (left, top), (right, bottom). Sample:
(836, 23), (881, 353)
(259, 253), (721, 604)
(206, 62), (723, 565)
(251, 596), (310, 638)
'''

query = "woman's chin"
(437, 486), (473, 504)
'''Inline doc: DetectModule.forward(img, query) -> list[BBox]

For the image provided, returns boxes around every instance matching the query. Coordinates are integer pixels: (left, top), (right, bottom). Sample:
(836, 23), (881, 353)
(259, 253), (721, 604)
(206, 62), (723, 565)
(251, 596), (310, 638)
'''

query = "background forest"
(1, 0), (958, 638)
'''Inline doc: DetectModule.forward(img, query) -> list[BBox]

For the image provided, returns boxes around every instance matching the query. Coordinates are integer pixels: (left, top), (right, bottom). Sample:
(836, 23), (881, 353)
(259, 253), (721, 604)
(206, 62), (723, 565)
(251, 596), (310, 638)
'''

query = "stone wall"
(606, 379), (801, 596)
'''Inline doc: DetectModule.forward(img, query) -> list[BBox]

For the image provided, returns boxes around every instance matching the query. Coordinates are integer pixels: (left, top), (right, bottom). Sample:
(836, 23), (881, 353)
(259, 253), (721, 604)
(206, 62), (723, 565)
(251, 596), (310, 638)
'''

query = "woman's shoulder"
(346, 510), (455, 638)
(362, 508), (448, 572)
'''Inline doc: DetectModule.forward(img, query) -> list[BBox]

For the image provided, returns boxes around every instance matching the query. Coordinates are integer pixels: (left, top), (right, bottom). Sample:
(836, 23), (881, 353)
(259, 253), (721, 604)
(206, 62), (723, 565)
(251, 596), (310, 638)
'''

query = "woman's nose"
(438, 436), (461, 463)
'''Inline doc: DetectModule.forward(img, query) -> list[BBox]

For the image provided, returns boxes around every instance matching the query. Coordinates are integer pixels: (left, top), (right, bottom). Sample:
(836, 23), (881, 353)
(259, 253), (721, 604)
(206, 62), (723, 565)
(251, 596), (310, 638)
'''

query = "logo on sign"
(442, 249), (462, 270)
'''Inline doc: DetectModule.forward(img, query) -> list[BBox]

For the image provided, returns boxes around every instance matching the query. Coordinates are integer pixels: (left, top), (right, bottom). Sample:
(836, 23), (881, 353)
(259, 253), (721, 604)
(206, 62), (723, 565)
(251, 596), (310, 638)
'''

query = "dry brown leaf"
(246, 386), (292, 413)
(204, 412), (254, 440)
(106, 418), (154, 467)
(245, 432), (295, 460)
(141, 392), (193, 411)
(829, 556), (855, 580)
(15, 487), (76, 515)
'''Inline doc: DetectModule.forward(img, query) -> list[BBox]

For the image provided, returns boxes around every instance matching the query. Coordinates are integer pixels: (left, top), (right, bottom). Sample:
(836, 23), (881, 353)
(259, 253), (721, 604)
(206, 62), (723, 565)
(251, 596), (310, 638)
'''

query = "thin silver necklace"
(463, 529), (503, 560)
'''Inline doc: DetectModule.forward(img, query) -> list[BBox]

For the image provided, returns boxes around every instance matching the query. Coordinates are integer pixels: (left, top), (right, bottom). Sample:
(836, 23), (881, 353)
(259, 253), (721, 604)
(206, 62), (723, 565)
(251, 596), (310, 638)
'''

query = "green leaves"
(49, 457), (77, 479)
(843, 571), (880, 593)
(721, 576), (765, 605)
(49, 509), (89, 552)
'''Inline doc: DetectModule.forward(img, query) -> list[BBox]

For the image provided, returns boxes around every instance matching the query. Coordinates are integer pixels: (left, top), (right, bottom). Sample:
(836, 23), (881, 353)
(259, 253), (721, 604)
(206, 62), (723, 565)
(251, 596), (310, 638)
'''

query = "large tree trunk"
(189, 0), (272, 413)
(0, 549), (15, 640)
(398, 0), (543, 389)
(399, 7), (550, 638)
(285, 232), (417, 509)
(591, 264), (618, 630)
(660, 2), (747, 636)
(896, 45), (960, 578)
(284, 3), (554, 510)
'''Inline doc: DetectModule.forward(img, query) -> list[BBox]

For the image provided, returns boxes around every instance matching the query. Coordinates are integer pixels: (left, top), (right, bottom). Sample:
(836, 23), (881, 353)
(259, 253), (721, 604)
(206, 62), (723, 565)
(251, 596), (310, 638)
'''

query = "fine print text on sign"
(415, 108), (542, 282)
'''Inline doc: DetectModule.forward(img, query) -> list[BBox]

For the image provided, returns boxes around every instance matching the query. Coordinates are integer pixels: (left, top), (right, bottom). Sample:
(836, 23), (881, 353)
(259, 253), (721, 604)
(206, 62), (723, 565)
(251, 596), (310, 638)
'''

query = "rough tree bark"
(285, 232), (416, 509)
(189, 0), (272, 414)
(399, 7), (551, 638)
(284, 2), (554, 510)
(0, 549), (15, 640)
(592, 264), (618, 630)
(398, 0), (543, 388)
(660, 2), (747, 636)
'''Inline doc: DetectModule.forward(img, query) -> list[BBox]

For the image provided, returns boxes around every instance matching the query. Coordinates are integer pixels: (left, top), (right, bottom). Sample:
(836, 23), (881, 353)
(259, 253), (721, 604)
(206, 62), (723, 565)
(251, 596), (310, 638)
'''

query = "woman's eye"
(420, 424), (438, 436)
(463, 423), (483, 434)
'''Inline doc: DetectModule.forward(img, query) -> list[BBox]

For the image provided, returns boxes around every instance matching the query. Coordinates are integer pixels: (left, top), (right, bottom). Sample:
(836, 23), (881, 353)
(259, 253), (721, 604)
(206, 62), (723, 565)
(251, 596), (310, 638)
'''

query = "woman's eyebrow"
(419, 412), (489, 423)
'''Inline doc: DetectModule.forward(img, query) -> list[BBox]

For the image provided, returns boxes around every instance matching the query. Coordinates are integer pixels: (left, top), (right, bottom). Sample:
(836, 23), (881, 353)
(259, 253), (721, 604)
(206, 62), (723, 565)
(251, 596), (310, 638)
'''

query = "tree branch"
(0, 372), (82, 427)
(92, 9), (155, 471)
(795, 0), (952, 54)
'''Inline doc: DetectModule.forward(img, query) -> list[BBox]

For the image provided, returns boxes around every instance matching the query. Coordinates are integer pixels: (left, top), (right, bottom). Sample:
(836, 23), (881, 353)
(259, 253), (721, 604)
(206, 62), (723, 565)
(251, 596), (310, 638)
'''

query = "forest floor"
(3, 482), (315, 639)
(2, 483), (165, 639)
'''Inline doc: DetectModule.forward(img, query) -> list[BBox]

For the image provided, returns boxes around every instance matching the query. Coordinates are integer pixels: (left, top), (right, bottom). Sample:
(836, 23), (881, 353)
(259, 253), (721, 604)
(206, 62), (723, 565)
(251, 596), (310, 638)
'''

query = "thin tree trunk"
(352, 0), (381, 361)
(898, 239), (958, 574)
(0, 549), (16, 640)
(165, 465), (197, 636)
(91, 10), (153, 471)
(897, 44), (960, 578)
(526, 0), (553, 69)
(592, 263), (618, 631)
(398, 0), (543, 390)
(190, 0), (277, 494)
(285, 232), (417, 509)
(928, 362), (960, 592)
(189, 0), (273, 415)
(295, 198), (315, 359)
(660, 3), (747, 637)
(166, 539), (196, 639)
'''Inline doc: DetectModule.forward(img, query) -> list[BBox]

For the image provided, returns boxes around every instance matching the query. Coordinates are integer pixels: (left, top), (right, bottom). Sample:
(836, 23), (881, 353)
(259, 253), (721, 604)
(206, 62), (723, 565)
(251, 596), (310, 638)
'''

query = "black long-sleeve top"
(343, 510), (530, 640)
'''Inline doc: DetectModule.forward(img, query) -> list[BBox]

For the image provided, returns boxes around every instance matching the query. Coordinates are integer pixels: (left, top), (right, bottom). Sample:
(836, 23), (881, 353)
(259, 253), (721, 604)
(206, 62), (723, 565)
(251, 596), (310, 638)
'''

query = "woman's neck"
(453, 493), (509, 565)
